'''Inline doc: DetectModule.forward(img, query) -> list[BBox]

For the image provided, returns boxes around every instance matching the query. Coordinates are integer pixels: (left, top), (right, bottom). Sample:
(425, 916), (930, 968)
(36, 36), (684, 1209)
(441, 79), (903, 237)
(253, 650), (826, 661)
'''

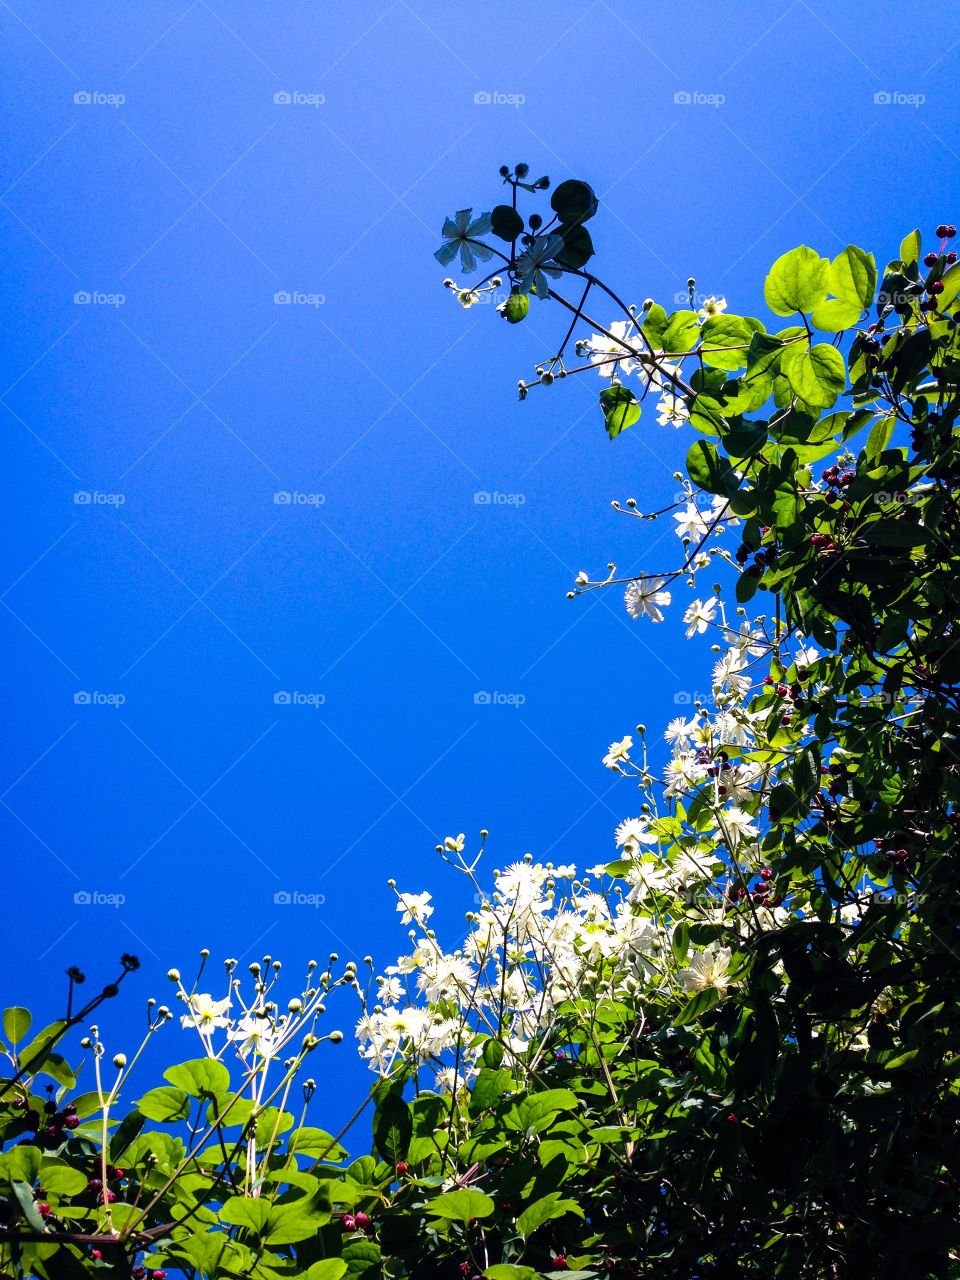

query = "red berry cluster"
(875, 840), (911, 874)
(809, 532), (838, 553)
(920, 225), (957, 311)
(820, 464), (855, 507)
(24, 1097), (81, 1144)
(341, 1210), (370, 1232)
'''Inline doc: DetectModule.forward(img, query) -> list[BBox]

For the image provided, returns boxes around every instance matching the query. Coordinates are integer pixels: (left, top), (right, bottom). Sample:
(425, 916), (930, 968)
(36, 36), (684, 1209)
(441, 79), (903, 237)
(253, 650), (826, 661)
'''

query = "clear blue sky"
(2, 1), (957, 1131)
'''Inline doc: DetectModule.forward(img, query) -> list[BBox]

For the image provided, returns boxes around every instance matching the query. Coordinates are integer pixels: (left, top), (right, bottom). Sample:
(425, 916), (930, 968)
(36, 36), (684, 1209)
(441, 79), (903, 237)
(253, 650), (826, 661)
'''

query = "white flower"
(679, 943), (735, 994)
(603, 735), (633, 769)
(625, 577), (671, 623)
(735, 621), (767, 658)
(795, 644), (820, 668)
(228, 1013), (284, 1059)
(625, 857), (672, 901)
(444, 833), (465, 852)
(665, 716), (697, 747)
(615, 817), (657, 849)
(180, 993), (232, 1034)
(377, 974), (405, 1003)
(417, 954), (476, 1002)
(657, 392), (689, 427)
(396, 891), (434, 926)
(586, 320), (642, 379)
(673, 502), (709, 540)
(698, 295), (727, 320)
(713, 648), (751, 702)
(683, 597), (718, 637)
(721, 806), (759, 846)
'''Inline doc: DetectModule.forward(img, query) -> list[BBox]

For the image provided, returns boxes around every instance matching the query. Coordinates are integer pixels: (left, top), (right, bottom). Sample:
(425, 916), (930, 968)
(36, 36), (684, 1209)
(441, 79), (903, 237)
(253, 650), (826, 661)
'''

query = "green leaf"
(830, 245), (877, 310)
(39, 1161), (88, 1196)
(764, 245), (830, 315)
(781, 343), (846, 408)
(701, 315), (763, 369)
(426, 1188), (495, 1222)
(470, 1066), (513, 1112)
(810, 297), (862, 332)
(138, 1085), (192, 1123)
(516, 1192), (584, 1240)
(484, 1268), (539, 1280)
(287, 1126), (347, 1160)
(490, 204), (524, 242)
(163, 1057), (230, 1099)
(661, 309), (701, 353)
(3, 1007), (31, 1044)
(600, 383), (640, 439)
(642, 303), (668, 348)
(792, 744), (821, 802)
(12, 1180), (46, 1232)
(550, 179), (598, 226)
(220, 1195), (271, 1236)
(686, 439), (739, 496)
(899, 228), (921, 265)
(507, 1088), (579, 1133)
(373, 1091), (412, 1165)
(304, 1263), (349, 1280)
(672, 920), (691, 965)
(675, 987), (720, 1025)
(938, 260), (960, 309)
(555, 223), (595, 269)
(18, 1020), (66, 1078)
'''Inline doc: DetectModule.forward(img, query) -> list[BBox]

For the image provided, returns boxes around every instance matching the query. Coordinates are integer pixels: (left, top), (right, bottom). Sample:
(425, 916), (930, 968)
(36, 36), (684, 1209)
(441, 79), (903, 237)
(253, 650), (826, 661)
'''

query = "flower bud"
(113, 1053), (127, 1069)
(329, 1030), (344, 1043)
(167, 969), (180, 982)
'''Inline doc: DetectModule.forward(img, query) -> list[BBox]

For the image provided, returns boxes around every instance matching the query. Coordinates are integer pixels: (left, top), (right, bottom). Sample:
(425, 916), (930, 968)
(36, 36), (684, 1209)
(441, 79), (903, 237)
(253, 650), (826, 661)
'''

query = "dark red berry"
(342, 1214), (356, 1231)
(930, 280), (944, 295)
(924, 252), (939, 267)
(936, 224), (952, 238)
(64, 1114), (80, 1129)
(354, 1211), (370, 1229)
(38, 1202), (51, 1218)
(395, 1161), (408, 1175)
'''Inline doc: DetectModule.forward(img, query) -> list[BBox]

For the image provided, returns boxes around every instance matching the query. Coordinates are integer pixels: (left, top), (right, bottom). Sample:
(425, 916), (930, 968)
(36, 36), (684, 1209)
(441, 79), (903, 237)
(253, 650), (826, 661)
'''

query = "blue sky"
(2, 0), (957, 1131)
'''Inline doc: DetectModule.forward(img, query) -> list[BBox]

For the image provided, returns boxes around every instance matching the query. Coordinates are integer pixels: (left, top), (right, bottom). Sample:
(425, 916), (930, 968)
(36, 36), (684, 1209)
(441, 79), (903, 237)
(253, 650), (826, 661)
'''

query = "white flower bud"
(167, 969), (180, 982)
(113, 1053), (127, 1069)
(329, 1030), (344, 1044)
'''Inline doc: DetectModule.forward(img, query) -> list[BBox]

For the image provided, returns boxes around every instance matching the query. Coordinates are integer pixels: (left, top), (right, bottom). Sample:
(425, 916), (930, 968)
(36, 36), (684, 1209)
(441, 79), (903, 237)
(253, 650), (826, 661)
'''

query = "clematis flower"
(698, 295), (727, 320)
(683, 597), (718, 637)
(625, 577), (671, 622)
(180, 992), (231, 1034)
(434, 209), (494, 273)
(396, 891), (434, 926)
(587, 320), (643, 379)
(515, 234), (564, 300)
(674, 502), (709, 540)
(603, 735), (633, 769)
(657, 392), (690, 426)
(679, 943), (736, 994)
